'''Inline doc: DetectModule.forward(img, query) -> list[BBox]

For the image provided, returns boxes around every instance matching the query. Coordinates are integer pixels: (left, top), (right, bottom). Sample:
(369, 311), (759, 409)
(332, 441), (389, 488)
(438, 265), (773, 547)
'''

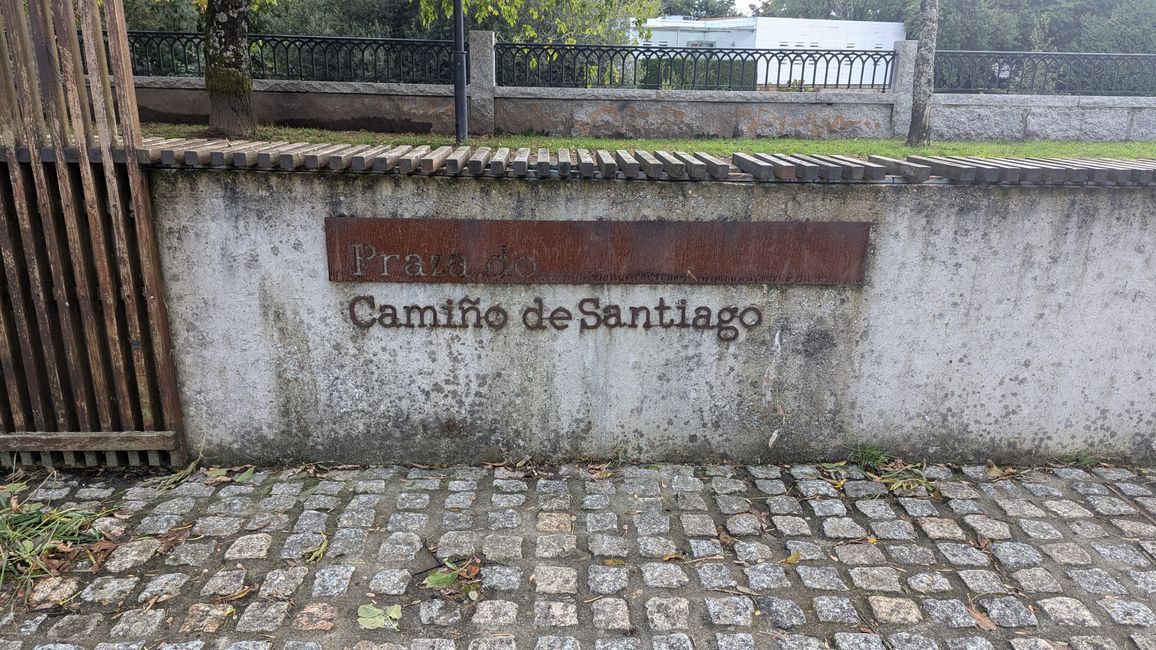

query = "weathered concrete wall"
(150, 171), (1156, 466)
(492, 88), (893, 138)
(135, 76), (1156, 141)
(135, 78), (456, 133)
(932, 94), (1156, 141)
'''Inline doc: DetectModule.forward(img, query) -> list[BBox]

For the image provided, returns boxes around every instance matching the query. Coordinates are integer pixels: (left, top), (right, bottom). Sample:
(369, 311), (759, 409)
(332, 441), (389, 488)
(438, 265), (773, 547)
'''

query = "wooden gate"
(0, 0), (185, 466)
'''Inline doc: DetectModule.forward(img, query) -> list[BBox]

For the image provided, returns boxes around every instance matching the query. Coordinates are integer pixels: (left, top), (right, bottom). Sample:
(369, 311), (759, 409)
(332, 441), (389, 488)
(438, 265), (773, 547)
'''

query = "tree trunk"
(905, 0), (939, 147)
(205, 0), (257, 138)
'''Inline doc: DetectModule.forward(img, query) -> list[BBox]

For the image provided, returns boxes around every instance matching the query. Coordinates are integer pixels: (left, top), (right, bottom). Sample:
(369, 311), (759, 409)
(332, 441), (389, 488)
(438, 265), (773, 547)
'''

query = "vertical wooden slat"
(29, 0), (112, 430)
(77, 0), (152, 431)
(0, 16), (39, 431)
(0, 0), (73, 430)
(102, 0), (187, 461)
(0, 188), (28, 431)
(53, 0), (135, 431)
(0, 0), (186, 463)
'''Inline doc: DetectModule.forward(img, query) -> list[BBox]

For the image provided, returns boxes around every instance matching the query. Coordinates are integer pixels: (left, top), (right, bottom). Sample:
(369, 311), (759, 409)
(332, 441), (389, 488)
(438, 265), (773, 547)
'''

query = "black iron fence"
(495, 43), (895, 91)
(935, 50), (1156, 96)
(125, 31), (1156, 97)
(126, 31), (458, 83)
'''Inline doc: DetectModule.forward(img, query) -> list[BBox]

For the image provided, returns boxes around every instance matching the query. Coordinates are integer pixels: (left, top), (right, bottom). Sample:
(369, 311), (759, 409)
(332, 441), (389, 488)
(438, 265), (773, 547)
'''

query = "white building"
(637, 16), (906, 88)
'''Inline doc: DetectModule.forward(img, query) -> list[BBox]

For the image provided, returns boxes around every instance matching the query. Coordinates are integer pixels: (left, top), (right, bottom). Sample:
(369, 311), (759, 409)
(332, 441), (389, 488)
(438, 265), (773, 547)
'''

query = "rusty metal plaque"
(326, 217), (869, 285)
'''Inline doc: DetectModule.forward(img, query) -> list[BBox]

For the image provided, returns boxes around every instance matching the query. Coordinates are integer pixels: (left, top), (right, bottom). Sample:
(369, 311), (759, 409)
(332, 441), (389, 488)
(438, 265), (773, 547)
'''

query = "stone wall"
(931, 94), (1156, 141)
(150, 170), (1156, 465)
(133, 37), (1156, 141)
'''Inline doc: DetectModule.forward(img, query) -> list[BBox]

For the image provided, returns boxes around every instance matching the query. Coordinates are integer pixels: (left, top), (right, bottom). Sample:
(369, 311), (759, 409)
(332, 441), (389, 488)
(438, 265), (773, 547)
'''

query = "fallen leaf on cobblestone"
(780, 551), (802, 565)
(969, 606), (999, 631)
(358, 603), (400, 630)
(423, 569), (459, 589)
(212, 586), (252, 604)
(303, 533), (328, 563)
(985, 460), (1017, 480)
(155, 526), (191, 554)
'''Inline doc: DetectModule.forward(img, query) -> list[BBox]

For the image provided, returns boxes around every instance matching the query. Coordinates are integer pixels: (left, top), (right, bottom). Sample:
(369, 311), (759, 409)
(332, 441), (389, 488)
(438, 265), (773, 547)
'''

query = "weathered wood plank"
(907, 155), (976, 182)
(634, 150), (663, 178)
(444, 146), (471, 175)
(4, 0), (84, 430)
(213, 141), (263, 166)
(101, 0), (178, 438)
(773, 155), (820, 181)
(258, 142), (309, 169)
(731, 152), (774, 180)
(326, 145), (371, 171)
(0, 431), (178, 452)
(595, 150), (617, 178)
(419, 145), (454, 174)
(304, 144), (349, 170)
(945, 156), (1018, 183)
(233, 140), (287, 168)
(792, 154), (841, 181)
(0, 182), (34, 431)
(694, 152), (730, 180)
(866, 155), (931, 182)
(398, 145), (432, 174)
(348, 144), (393, 172)
(751, 154), (797, 180)
(577, 149), (596, 178)
(43, 0), (119, 429)
(511, 147), (531, 177)
(831, 155), (886, 181)
(673, 152), (707, 180)
(159, 138), (210, 166)
(183, 140), (228, 166)
(818, 154), (868, 181)
(489, 147), (511, 175)
(556, 149), (572, 177)
(654, 151), (686, 179)
(614, 150), (640, 178)
(1003, 157), (1073, 184)
(466, 147), (493, 175)
(536, 148), (551, 176)
(371, 145), (413, 172)
(137, 137), (187, 164)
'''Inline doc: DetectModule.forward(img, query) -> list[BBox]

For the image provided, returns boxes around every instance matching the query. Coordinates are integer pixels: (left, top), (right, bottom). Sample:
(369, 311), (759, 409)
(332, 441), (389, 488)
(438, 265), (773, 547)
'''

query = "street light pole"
(453, 0), (468, 144)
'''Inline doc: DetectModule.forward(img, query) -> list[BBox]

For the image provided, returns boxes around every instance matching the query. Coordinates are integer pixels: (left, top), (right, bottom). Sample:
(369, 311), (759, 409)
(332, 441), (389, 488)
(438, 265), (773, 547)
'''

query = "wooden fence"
(0, 0), (185, 466)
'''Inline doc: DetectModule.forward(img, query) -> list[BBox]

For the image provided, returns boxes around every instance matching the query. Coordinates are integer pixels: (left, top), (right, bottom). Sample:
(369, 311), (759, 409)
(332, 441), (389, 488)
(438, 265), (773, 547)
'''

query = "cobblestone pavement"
(3, 463), (1156, 650)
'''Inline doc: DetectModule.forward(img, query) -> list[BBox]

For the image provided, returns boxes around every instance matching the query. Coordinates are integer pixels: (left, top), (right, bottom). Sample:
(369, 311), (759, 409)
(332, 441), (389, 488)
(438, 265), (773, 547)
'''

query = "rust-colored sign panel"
(326, 217), (869, 285)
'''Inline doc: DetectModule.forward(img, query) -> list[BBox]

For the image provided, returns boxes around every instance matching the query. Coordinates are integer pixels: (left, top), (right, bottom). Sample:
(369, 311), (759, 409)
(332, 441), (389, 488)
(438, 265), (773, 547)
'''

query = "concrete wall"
(932, 94), (1156, 141)
(150, 170), (1156, 466)
(136, 78), (457, 133)
(492, 88), (894, 139)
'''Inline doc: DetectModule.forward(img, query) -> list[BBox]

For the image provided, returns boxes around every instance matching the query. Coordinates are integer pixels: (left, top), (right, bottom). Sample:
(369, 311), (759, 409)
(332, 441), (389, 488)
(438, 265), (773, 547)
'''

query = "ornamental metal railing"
(495, 43), (895, 91)
(934, 50), (1156, 96)
(125, 31), (459, 83)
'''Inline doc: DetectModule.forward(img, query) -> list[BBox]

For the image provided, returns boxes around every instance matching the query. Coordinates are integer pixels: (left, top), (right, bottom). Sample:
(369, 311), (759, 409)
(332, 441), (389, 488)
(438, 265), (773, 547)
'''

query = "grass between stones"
(0, 475), (109, 599)
(142, 122), (1156, 160)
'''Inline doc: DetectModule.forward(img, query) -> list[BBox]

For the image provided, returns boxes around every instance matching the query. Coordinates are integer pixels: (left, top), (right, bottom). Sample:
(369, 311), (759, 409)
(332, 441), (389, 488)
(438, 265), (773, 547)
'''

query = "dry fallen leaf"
(969, 607), (999, 631)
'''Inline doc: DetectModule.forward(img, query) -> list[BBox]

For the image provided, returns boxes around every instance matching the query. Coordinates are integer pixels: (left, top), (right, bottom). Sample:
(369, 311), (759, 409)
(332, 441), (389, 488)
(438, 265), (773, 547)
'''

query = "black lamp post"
(453, 0), (468, 144)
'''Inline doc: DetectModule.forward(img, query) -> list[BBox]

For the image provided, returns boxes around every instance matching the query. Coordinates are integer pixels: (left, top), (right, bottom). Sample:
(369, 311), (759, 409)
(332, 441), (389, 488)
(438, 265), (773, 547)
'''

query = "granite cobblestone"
(4, 462), (1153, 650)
